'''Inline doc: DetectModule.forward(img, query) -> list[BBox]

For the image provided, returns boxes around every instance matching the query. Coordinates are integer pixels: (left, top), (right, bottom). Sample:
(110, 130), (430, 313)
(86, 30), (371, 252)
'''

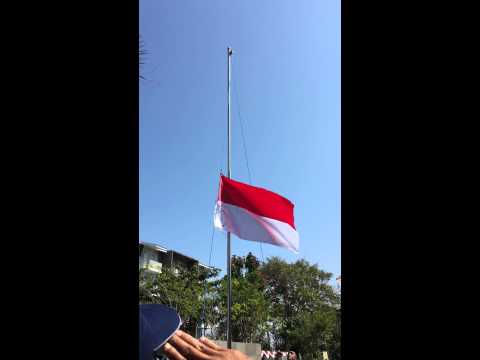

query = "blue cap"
(139, 304), (182, 360)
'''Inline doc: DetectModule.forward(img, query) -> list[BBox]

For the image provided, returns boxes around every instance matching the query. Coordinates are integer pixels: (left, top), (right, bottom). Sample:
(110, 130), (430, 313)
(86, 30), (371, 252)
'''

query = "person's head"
(288, 351), (297, 360)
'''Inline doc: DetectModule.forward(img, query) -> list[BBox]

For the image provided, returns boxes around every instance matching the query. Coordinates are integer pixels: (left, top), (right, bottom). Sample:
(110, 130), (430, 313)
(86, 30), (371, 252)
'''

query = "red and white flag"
(214, 175), (299, 253)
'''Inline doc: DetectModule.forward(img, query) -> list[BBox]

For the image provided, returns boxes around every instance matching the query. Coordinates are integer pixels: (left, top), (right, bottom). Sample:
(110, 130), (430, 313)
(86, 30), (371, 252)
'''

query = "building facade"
(139, 240), (213, 274)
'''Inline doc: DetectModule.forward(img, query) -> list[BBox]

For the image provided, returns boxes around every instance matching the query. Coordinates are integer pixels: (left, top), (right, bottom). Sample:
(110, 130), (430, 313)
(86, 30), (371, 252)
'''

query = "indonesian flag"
(214, 175), (299, 253)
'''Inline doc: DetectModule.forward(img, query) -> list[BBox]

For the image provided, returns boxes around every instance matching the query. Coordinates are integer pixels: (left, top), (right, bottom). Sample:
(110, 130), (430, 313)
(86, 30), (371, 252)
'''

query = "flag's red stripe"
(218, 175), (296, 229)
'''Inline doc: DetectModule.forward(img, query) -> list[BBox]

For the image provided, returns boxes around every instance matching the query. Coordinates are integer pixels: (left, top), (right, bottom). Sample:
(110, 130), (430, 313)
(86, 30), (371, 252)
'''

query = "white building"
(139, 240), (214, 274)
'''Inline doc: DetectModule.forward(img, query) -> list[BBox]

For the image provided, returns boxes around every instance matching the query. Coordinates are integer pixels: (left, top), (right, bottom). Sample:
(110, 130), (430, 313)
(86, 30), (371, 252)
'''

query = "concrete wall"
(212, 341), (262, 360)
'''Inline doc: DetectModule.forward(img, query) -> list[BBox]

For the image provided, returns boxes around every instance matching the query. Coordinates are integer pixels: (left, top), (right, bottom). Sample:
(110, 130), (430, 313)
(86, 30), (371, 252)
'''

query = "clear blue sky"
(140, 0), (340, 281)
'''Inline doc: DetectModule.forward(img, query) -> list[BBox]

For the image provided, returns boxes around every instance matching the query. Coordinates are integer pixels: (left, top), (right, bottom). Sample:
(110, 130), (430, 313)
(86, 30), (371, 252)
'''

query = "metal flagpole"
(226, 46), (233, 349)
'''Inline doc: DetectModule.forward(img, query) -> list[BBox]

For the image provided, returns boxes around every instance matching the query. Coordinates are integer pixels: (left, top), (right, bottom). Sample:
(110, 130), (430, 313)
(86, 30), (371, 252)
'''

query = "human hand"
(161, 330), (252, 360)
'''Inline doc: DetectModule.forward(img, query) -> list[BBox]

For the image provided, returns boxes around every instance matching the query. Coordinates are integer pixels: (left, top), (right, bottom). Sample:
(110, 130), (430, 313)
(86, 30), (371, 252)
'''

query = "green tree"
(213, 275), (268, 343)
(231, 255), (245, 278)
(139, 265), (219, 336)
(139, 254), (341, 359)
(260, 257), (340, 360)
(245, 252), (260, 273)
(213, 253), (268, 344)
(327, 308), (341, 360)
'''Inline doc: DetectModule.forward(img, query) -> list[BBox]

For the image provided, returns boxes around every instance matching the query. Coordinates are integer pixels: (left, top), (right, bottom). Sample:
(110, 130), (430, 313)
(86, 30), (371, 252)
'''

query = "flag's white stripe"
(214, 201), (299, 253)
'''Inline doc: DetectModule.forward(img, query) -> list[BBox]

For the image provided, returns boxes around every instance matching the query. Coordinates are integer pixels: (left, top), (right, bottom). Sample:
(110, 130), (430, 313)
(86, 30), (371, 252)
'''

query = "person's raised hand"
(162, 330), (252, 360)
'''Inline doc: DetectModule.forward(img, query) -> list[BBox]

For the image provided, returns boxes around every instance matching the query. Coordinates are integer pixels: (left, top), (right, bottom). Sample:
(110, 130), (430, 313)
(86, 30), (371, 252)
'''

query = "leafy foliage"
(139, 265), (218, 335)
(139, 253), (340, 359)
(212, 257), (269, 343)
